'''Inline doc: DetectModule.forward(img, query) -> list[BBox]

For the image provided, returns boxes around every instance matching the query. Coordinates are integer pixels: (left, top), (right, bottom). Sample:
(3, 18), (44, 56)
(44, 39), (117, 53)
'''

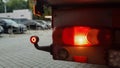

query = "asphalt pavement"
(0, 30), (108, 68)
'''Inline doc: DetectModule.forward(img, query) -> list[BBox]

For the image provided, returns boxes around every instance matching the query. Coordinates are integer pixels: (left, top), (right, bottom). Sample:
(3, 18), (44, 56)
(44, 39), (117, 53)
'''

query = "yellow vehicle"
(30, 0), (120, 68)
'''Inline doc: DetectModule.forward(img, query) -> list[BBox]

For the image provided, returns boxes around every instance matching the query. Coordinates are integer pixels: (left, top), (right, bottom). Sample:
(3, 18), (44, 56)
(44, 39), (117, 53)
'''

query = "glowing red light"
(74, 27), (90, 46)
(30, 36), (39, 44)
(73, 56), (88, 63)
(62, 26), (99, 46)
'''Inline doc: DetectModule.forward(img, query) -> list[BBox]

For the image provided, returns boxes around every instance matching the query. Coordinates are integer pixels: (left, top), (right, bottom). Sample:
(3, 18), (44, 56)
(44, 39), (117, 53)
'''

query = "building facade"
(0, 9), (32, 19)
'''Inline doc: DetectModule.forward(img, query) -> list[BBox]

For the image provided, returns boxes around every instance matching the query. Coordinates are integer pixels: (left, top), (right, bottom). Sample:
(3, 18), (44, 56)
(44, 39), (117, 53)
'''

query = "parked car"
(36, 20), (51, 29)
(26, 20), (48, 30)
(0, 19), (27, 34)
(0, 25), (4, 34)
(46, 20), (52, 29)
(12, 19), (47, 30)
(11, 18), (28, 24)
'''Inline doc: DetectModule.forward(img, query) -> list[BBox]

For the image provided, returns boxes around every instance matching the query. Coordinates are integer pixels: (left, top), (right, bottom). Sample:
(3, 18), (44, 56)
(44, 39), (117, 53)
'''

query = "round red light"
(30, 36), (39, 44)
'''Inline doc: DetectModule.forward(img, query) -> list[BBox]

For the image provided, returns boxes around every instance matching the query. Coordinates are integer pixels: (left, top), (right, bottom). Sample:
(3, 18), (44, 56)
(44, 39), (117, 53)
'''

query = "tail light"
(63, 27), (99, 46)
(53, 26), (111, 46)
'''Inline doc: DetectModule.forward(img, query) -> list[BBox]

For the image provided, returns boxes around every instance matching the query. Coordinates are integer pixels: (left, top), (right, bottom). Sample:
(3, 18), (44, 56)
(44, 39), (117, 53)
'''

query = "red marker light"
(73, 56), (88, 63)
(30, 36), (39, 44)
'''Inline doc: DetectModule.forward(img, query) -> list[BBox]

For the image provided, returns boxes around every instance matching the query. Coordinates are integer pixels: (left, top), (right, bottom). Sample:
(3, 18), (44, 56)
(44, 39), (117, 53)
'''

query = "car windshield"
(3, 19), (19, 27)
(37, 20), (46, 25)
(12, 18), (28, 24)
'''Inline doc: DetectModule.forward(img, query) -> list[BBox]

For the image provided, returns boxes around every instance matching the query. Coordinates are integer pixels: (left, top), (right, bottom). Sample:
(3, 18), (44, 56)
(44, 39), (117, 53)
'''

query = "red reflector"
(63, 26), (99, 46)
(73, 56), (88, 63)
(30, 36), (39, 44)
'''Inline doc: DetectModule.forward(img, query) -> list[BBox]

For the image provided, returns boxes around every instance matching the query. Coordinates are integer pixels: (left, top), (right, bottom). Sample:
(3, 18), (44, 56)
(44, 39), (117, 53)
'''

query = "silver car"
(0, 25), (4, 34)
(0, 19), (27, 34)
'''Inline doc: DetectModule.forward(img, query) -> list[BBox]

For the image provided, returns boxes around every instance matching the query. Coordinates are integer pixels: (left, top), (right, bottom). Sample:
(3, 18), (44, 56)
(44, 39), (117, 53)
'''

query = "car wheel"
(8, 28), (13, 34)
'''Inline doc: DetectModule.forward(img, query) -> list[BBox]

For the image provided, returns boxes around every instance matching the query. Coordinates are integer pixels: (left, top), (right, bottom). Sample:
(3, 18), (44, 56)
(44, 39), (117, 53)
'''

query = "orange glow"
(31, 37), (37, 43)
(32, 0), (41, 16)
(62, 26), (99, 46)
(33, 5), (36, 15)
(74, 35), (90, 46)
(74, 27), (91, 46)
(30, 36), (39, 44)
(33, 5), (41, 16)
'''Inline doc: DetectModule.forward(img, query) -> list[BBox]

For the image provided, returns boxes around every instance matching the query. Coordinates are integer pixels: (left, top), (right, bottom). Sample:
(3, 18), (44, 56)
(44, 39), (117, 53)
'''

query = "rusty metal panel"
(113, 8), (120, 28)
(53, 8), (112, 27)
(47, 0), (120, 5)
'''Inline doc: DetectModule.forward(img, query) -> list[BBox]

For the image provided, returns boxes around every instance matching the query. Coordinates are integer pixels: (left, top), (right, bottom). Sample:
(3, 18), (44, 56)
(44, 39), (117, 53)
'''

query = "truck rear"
(30, 0), (120, 68)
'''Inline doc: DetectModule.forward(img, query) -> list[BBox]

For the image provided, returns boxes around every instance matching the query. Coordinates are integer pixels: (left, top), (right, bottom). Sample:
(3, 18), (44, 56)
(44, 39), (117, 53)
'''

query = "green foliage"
(6, 0), (28, 12)
(0, 0), (4, 13)
(28, 0), (33, 10)
(0, 0), (28, 12)
(28, 0), (51, 19)
(44, 6), (51, 16)
(0, 0), (51, 20)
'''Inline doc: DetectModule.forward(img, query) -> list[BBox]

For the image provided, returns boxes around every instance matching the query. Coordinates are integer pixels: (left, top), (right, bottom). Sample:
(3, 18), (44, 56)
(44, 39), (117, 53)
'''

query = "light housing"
(30, 36), (39, 44)
(53, 26), (111, 47)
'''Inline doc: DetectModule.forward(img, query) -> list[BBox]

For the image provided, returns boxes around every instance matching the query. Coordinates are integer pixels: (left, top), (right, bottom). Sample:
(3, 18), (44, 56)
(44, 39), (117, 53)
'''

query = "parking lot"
(0, 30), (109, 68)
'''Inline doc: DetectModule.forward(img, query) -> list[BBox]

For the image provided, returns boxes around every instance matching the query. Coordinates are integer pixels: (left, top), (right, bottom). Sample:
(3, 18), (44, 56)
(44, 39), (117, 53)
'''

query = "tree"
(0, 0), (51, 19)
(6, 0), (28, 12)
(28, 0), (51, 19)
(0, 0), (4, 13)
